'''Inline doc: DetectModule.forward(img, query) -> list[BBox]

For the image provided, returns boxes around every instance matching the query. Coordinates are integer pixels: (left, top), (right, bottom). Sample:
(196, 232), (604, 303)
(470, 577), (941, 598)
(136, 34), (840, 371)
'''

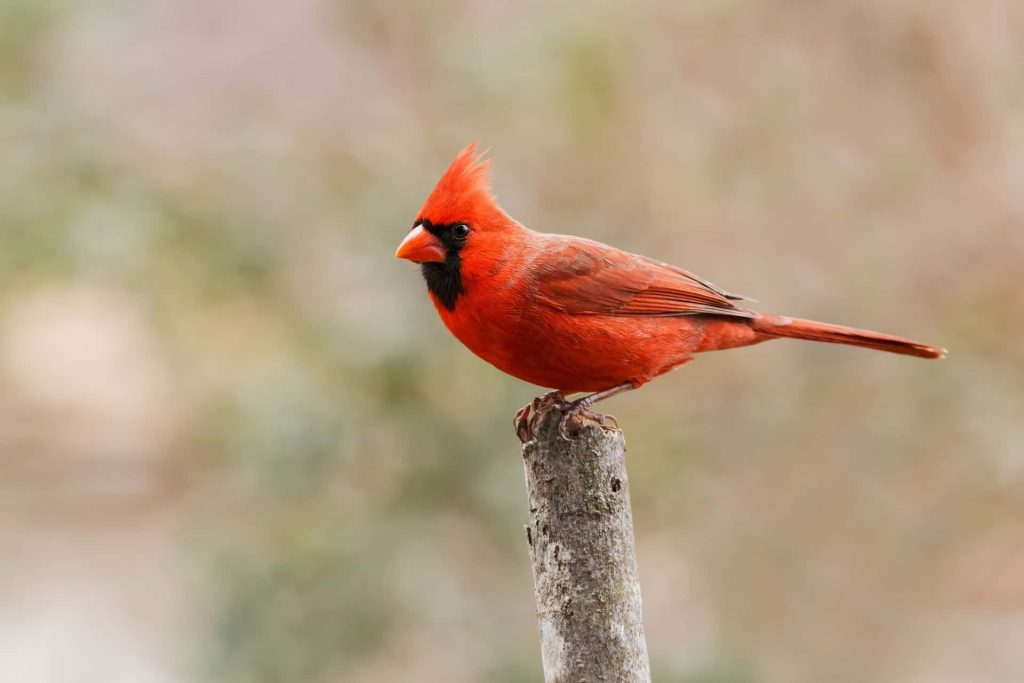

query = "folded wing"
(533, 237), (755, 319)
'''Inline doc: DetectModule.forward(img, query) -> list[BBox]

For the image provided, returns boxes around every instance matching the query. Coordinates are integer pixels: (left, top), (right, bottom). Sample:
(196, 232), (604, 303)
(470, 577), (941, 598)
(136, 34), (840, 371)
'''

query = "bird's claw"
(514, 391), (569, 443)
(514, 402), (537, 443)
(556, 406), (619, 440)
(515, 391), (620, 442)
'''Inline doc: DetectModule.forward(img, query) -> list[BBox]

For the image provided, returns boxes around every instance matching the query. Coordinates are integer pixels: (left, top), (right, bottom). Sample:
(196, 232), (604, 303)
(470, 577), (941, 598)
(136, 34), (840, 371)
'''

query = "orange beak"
(395, 225), (446, 263)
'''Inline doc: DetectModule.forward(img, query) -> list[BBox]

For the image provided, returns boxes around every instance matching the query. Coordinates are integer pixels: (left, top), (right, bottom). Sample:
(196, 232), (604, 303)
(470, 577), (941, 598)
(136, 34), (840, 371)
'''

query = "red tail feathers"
(754, 315), (946, 359)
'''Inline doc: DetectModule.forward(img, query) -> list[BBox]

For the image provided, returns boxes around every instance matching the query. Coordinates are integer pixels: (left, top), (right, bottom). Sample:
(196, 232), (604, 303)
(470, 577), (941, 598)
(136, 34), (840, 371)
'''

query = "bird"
(395, 144), (945, 438)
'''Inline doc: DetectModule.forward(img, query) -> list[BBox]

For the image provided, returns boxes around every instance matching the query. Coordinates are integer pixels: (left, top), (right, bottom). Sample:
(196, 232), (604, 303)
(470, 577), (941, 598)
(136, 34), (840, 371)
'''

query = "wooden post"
(515, 394), (651, 683)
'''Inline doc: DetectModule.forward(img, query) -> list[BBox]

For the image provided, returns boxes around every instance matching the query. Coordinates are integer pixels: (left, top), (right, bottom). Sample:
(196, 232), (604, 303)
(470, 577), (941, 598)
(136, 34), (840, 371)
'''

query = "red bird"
(396, 144), (945, 436)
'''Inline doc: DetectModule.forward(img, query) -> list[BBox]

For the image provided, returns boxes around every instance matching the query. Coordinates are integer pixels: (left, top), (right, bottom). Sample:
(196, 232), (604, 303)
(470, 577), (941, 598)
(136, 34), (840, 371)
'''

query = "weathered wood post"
(515, 394), (651, 683)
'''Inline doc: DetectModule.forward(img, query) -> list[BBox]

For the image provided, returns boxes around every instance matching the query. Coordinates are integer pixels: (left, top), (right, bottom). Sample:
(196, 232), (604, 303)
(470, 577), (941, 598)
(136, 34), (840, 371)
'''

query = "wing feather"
(532, 237), (754, 319)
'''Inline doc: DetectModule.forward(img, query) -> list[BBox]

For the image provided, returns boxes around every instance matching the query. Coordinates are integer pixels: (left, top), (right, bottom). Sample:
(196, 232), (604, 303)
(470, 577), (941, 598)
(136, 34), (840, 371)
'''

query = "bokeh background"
(2, 1), (1023, 681)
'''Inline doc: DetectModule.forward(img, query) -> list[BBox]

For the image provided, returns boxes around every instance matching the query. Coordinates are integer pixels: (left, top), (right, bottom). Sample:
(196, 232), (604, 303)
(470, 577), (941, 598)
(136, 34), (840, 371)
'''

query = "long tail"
(753, 315), (946, 359)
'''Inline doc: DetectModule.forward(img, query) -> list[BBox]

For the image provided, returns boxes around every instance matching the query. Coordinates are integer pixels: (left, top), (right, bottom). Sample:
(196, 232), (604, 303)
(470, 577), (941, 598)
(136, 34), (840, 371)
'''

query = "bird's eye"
(452, 223), (470, 240)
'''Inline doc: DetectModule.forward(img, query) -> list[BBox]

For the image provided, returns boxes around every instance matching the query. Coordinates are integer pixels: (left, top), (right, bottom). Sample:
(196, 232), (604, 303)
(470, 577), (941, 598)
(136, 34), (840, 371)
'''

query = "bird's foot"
(514, 391), (620, 442)
(556, 400), (619, 440)
(514, 391), (569, 443)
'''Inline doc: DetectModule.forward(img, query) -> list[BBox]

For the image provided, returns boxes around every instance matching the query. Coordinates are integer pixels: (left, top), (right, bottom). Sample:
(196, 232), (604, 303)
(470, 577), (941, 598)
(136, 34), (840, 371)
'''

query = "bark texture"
(516, 395), (651, 683)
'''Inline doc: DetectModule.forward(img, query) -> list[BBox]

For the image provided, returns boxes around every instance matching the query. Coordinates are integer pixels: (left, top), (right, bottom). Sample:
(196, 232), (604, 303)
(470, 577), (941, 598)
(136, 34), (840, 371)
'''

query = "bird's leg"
(557, 382), (636, 439)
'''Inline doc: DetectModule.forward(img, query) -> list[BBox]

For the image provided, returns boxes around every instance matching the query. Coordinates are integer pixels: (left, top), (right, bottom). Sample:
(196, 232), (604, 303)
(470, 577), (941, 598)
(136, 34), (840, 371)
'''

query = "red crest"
(416, 143), (506, 228)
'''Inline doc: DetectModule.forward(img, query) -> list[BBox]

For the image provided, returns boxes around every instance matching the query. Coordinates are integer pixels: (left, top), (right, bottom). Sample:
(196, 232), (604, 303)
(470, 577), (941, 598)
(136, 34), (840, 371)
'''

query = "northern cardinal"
(396, 144), (945, 436)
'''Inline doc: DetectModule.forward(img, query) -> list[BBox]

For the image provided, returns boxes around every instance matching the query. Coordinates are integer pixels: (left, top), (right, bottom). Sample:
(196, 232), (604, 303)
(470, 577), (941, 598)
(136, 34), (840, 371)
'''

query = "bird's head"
(395, 143), (518, 310)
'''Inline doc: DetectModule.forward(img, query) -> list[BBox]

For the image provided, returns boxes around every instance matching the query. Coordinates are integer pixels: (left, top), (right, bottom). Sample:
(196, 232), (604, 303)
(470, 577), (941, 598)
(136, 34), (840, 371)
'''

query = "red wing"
(532, 238), (754, 319)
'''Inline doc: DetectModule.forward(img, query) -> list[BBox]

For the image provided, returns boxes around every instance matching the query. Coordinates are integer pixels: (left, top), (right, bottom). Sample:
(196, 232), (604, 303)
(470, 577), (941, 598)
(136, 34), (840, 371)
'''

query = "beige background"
(1, 1), (1022, 681)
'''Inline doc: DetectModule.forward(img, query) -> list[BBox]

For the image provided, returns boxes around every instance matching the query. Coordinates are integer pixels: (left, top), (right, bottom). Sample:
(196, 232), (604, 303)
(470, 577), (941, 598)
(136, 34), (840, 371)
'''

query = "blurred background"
(1, 1), (1022, 681)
